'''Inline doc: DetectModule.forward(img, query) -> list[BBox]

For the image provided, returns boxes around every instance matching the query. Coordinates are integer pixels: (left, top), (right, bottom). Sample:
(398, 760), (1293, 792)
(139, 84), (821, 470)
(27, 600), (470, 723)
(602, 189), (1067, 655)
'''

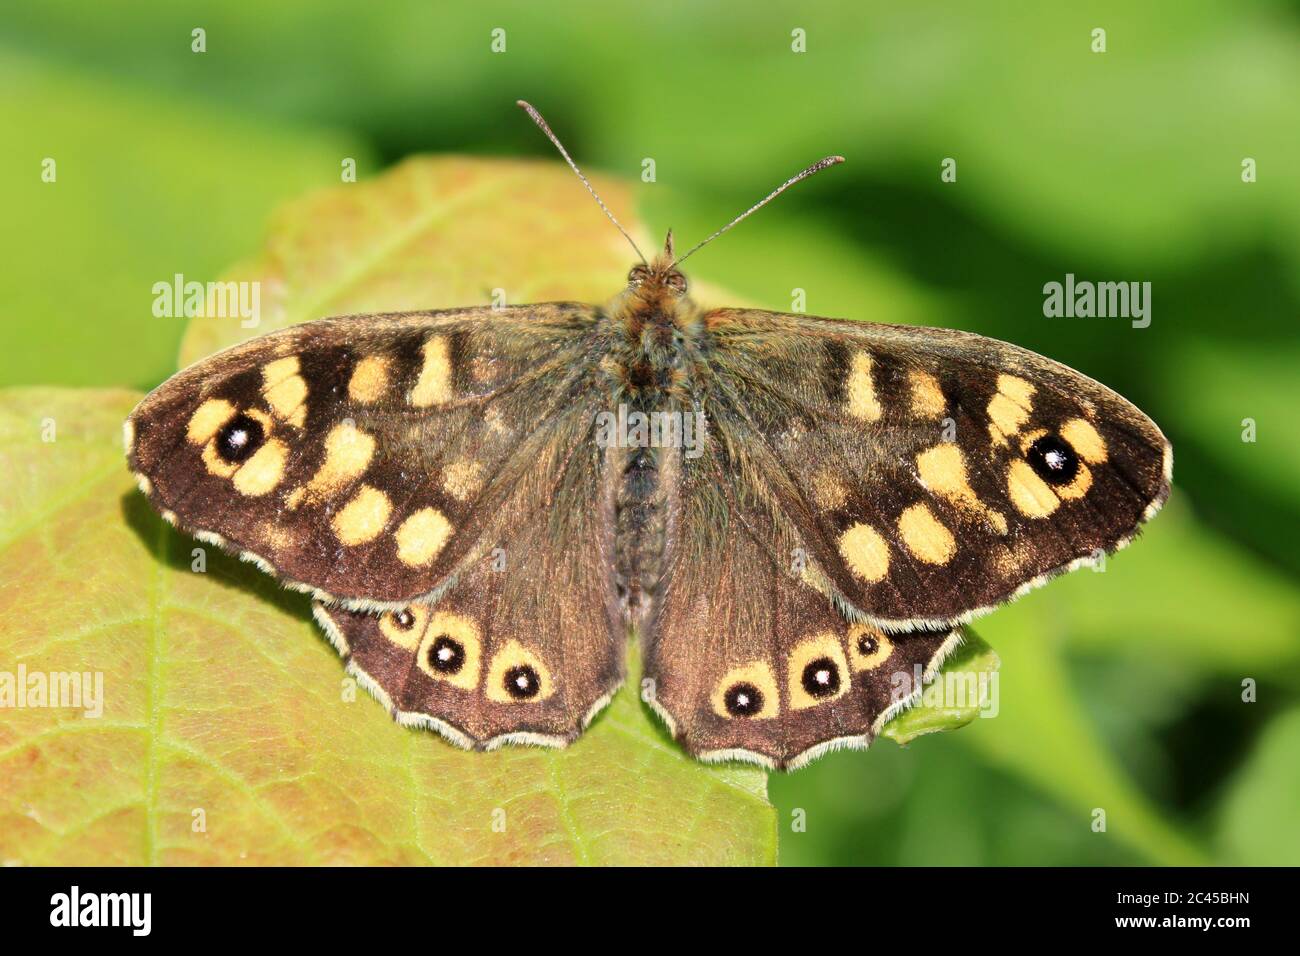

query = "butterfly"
(124, 101), (1172, 770)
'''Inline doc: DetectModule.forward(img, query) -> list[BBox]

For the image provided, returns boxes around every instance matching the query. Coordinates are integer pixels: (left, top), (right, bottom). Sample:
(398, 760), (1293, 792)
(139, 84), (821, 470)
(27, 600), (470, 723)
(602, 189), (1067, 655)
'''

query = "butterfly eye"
(800, 657), (842, 698)
(627, 265), (651, 287)
(214, 412), (265, 463)
(379, 606), (429, 649)
(503, 664), (541, 699)
(711, 662), (780, 719)
(847, 624), (893, 672)
(427, 635), (466, 674)
(485, 640), (553, 703)
(1025, 434), (1079, 486)
(723, 682), (764, 717)
(415, 612), (482, 689)
(664, 272), (688, 296)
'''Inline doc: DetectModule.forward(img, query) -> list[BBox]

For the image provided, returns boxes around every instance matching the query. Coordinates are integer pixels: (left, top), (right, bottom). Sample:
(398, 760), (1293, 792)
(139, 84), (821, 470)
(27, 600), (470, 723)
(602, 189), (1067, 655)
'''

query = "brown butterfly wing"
(126, 304), (603, 607)
(311, 416), (623, 749)
(697, 308), (1171, 628)
(642, 307), (1167, 766)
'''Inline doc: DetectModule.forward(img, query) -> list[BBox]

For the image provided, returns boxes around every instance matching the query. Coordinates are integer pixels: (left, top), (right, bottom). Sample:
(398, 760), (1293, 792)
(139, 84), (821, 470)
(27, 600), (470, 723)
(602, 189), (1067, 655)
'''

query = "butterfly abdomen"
(613, 446), (671, 627)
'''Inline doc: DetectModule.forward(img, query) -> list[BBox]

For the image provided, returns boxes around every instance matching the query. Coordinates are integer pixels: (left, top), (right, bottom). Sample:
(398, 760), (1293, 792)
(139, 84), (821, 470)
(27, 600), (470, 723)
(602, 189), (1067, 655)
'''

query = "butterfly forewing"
(127, 304), (604, 607)
(697, 308), (1172, 628)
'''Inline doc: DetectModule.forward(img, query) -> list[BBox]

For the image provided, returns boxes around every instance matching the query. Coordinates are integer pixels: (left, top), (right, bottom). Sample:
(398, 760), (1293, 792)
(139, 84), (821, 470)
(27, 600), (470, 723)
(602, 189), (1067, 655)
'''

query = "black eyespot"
(724, 682), (764, 717)
(392, 609), (416, 630)
(1026, 434), (1079, 486)
(504, 664), (541, 700)
(214, 413), (264, 463)
(800, 657), (841, 698)
(856, 633), (878, 657)
(427, 636), (465, 674)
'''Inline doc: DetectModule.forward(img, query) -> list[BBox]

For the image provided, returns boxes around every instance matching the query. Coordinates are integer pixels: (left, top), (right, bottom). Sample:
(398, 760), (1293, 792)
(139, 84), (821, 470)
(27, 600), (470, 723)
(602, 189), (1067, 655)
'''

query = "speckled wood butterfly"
(125, 102), (1171, 770)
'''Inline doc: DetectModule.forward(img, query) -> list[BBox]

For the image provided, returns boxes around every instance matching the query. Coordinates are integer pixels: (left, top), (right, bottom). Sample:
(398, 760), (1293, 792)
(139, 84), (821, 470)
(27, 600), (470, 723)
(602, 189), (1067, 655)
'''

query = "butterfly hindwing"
(126, 304), (604, 607)
(642, 441), (963, 769)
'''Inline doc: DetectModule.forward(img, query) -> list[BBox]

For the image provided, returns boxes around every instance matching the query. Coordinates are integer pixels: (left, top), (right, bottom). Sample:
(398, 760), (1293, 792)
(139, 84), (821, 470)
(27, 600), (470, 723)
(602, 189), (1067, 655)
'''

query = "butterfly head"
(627, 231), (689, 298)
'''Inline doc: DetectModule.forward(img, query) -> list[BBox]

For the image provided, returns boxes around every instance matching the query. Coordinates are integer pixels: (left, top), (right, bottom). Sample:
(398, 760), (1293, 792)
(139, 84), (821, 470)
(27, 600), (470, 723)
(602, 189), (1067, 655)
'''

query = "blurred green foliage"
(2, 0), (1296, 865)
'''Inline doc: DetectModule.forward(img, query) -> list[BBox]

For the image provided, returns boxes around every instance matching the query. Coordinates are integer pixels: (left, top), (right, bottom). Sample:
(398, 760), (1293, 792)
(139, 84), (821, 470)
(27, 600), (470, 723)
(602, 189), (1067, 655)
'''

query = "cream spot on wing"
(305, 422), (375, 498)
(1060, 417), (1108, 464)
(917, 444), (970, 499)
(348, 355), (390, 404)
(907, 369), (946, 418)
(379, 606), (429, 650)
(987, 374), (1035, 445)
(262, 356), (308, 428)
(485, 640), (555, 704)
(441, 459), (484, 501)
(1007, 460), (1060, 517)
(846, 623), (894, 672)
(417, 611), (483, 691)
(839, 522), (890, 582)
(187, 399), (237, 445)
(261, 523), (292, 551)
(916, 444), (1008, 535)
(410, 335), (453, 407)
(468, 354), (500, 386)
(285, 486), (305, 509)
(1056, 462), (1093, 501)
(898, 503), (956, 565)
(787, 633), (851, 711)
(201, 440), (239, 478)
(710, 661), (780, 719)
(122, 419), (135, 454)
(845, 351), (882, 422)
(484, 406), (513, 438)
(331, 484), (392, 545)
(232, 439), (290, 496)
(998, 374), (1035, 405)
(394, 507), (453, 567)
(810, 467), (849, 511)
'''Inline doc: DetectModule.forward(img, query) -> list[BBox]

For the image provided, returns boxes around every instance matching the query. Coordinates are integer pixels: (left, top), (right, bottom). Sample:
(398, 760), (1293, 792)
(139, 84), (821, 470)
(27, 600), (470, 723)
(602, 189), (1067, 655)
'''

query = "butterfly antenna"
(670, 155), (845, 268)
(517, 100), (647, 265)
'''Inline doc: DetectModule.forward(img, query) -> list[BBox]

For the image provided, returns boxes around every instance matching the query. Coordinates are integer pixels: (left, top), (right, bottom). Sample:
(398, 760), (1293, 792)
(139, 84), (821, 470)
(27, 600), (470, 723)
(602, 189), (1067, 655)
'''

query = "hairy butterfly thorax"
(124, 100), (1171, 769)
(602, 237), (702, 405)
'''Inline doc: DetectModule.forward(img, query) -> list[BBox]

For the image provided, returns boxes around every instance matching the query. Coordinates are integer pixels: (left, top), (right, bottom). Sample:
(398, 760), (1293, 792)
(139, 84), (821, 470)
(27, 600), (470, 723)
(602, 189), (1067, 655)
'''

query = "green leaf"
(879, 631), (1000, 745)
(0, 158), (997, 866)
(177, 155), (699, 366)
(0, 387), (774, 864)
